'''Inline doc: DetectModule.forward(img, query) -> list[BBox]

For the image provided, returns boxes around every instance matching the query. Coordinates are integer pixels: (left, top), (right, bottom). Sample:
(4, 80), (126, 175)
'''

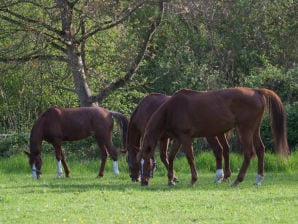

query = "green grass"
(0, 152), (298, 224)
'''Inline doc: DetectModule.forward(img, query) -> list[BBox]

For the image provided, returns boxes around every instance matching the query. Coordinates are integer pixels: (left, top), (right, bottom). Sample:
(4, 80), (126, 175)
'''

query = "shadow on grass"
(3, 172), (297, 195)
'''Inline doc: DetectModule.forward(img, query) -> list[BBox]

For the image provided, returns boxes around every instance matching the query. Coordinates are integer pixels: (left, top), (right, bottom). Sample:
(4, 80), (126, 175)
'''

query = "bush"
(285, 102), (298, 150)
(0, 134), (29, 157)
(260, 102), (298, 152)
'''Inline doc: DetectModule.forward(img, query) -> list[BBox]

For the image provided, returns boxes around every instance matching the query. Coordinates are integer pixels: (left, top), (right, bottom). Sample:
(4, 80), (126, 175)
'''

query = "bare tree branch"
(0, 12), (66, 54)
(0, 8), (63, 38)
(0, 54), (67, 63)
(91, 1), (165, 103)
(79, 1), (148, 42)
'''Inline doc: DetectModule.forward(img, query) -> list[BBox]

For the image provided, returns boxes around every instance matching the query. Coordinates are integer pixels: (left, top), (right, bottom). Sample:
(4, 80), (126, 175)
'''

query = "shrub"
(260, 102), (298, 152)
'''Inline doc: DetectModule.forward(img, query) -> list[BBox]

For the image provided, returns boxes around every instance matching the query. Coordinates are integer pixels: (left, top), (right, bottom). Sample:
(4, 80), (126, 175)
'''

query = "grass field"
(0, 152), (297, 224)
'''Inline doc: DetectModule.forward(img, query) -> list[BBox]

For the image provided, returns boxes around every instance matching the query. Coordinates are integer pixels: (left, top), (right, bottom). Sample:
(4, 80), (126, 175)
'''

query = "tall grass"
(1, 150), (297, 177)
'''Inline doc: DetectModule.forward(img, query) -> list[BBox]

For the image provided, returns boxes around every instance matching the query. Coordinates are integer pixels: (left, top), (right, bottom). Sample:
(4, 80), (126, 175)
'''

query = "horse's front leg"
(181, 138), (198, 186)
(167, 139), (181, 186)
(159, 137), (170, 174)
(53, 142), (70, 178)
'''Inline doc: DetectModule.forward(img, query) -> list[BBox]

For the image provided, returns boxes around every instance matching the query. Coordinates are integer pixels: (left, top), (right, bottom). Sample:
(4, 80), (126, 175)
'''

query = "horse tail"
(259, 88), (289, 156)
(109, 111), (129, 150)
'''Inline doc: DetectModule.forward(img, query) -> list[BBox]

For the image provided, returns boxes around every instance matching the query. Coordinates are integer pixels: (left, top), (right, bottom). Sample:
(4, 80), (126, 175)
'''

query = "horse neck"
(145, 108), (166, 144)
(29, 123), (43, 155)
(30, 136), (42, 156)
(126, 126), (141, 152)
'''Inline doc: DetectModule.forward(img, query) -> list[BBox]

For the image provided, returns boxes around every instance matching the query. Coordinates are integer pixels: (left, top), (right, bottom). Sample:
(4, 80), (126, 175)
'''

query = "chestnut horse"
(24, 105), (128, 179)
(126, 93), (231, 185)
(139, 87), (289, 186)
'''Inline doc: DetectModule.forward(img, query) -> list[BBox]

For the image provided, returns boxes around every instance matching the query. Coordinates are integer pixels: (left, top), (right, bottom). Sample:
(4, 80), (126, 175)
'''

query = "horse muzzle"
(32, 164), (42, 179)
(141, 174), (150, 186)
(141, 180), (149, 186)
(130, 175), (140, 182)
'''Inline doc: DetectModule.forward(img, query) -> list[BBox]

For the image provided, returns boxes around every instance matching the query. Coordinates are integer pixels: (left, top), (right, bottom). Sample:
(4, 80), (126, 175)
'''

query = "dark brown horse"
(126, 93), (231, 185)
(24, 105), (128, 179)
(139, 87), (289, 186)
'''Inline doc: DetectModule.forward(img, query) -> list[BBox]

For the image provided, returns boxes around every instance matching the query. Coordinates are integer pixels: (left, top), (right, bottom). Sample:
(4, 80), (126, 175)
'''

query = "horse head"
(139, 154), (154, 186)
(126, 145), (141, 182)
(24, 150), (42, 179)
(139, 138), (155, 186)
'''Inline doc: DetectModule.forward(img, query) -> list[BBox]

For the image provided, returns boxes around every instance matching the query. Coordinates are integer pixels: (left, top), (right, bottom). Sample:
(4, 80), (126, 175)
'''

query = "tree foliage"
(0, 0), (297, 150)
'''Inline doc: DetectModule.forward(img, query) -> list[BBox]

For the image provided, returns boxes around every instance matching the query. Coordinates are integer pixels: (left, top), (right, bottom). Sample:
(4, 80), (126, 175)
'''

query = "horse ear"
(23, 150), (30, 157)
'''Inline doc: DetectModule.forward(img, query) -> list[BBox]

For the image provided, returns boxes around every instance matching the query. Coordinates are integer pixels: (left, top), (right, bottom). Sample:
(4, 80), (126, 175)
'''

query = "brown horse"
(126, 93), (231, 185)
(139, 87), (289, 186)
(24, 105), (128, 179)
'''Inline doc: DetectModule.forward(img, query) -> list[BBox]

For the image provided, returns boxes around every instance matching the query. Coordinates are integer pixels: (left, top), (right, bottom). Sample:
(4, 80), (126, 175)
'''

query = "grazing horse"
(24, 105), (128, 179)
(139, 87), (289, 186)
(126, 93), (231, 185)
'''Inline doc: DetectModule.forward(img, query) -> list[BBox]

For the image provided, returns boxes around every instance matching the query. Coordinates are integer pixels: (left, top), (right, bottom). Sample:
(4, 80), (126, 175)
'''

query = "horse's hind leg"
(253, 130), (265, 185)
(97, 142), (108, 177)
(96, 135), (119, 176)
(232, 128), (254, 187)
(207, 136), (224, 183)
(105, 142), (119, 175)
(217, 134), (231, 181)
(53, 142), (70, 178)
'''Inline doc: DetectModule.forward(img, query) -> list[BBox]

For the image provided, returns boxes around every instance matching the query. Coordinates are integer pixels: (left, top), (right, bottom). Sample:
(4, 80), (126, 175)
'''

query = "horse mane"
(143, 102), (168, 148)
(128, 93), (169, 135)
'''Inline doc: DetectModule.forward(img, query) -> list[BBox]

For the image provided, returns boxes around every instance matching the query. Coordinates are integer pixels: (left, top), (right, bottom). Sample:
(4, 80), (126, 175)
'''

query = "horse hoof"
(131, 177), (140, 182)
(173, 177), (179, 183)
(191, 177), (198, 186)
(231, 181), (239, 187)
(214, 176), (224, 183)
(141, 181), (149, 186)
(168, 180), (176, 186)
(254, 174), (264, 186)
(190, 181), (197, 187)
(223, 177), (230, 182)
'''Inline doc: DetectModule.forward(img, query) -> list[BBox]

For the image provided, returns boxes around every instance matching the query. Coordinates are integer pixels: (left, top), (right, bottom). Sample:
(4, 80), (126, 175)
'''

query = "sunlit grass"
(0, 152), (297, 223)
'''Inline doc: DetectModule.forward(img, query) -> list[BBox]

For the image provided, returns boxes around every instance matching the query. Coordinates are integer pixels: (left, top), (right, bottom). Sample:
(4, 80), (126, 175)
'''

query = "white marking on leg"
(32, 164), (37, 179)
(214, 169), (224, 183)
(254, 174), (264, 186)
(56, 160), (63, 178)
(140, 159), (144, 176)
(113, 161), (119, 175)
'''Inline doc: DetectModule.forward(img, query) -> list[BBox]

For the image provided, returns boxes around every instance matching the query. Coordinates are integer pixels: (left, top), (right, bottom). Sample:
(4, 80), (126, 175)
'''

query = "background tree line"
(0, 0), (297, 156)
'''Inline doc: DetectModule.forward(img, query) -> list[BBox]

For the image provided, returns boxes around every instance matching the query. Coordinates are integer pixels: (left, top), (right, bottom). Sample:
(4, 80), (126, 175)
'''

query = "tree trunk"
(57, 0), (93, 107)
(67, 44), (94, 106)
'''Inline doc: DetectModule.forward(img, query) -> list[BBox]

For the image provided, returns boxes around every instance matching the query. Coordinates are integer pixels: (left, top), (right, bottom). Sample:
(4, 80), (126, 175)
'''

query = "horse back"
(164, 88), (266, 137)
(129, 93), (170, 133)
(37, 106), (113, 142)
